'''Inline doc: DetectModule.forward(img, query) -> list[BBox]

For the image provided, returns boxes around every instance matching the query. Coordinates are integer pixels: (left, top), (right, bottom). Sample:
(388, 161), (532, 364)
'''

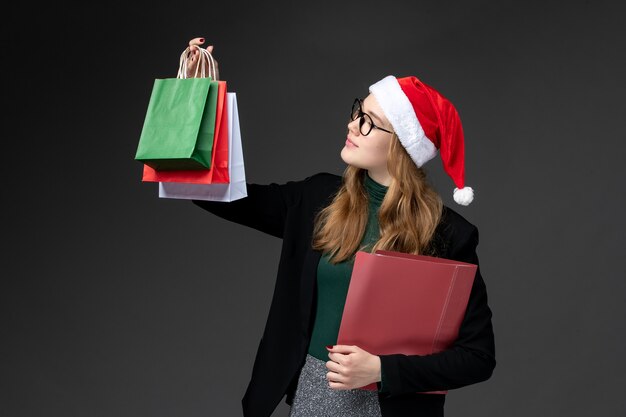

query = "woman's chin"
(339, 146), (348, 164)
(340, 154), (363, 169)
(340, 146), (354, 163)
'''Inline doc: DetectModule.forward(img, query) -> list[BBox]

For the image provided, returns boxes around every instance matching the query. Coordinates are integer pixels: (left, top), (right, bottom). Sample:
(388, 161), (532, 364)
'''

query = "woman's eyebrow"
(363, 106), (385, 125)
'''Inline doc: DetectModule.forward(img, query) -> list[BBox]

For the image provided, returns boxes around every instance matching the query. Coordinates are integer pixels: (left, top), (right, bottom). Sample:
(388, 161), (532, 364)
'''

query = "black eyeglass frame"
(350, 98), (394, 136)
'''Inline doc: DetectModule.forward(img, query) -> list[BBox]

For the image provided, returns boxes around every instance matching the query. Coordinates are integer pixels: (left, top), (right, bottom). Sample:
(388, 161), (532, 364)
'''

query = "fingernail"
(199, 38), (205, 42)
(326, 345), (333, 349)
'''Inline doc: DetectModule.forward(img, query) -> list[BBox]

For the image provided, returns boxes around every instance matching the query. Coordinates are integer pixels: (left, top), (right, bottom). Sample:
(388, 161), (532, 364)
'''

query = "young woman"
(185, 38), (495, 417)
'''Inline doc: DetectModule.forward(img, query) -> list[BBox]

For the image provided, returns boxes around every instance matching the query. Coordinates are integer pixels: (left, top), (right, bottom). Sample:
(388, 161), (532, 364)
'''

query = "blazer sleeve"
(191, 175), (315, 239)
(377, 226), (496, 397)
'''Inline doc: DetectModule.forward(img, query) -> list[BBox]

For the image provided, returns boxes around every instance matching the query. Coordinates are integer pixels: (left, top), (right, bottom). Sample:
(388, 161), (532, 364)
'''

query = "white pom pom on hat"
(453, 187), (474, 206)
(369, 75), (474, 206)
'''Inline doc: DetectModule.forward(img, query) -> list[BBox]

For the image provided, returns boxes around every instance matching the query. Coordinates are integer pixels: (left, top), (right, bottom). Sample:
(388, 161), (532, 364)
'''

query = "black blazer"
(193, 172), (496, 417)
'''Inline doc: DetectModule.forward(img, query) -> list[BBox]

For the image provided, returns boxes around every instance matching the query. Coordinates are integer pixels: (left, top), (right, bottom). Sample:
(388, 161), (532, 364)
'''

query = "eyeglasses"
(350, 98), (394, 136)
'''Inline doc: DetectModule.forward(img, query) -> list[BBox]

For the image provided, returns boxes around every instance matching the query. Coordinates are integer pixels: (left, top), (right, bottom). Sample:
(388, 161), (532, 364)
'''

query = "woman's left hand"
(325, 345), (381, 390)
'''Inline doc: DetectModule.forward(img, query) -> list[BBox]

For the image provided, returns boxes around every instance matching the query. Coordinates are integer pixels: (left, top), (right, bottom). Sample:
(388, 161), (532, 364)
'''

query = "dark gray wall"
(4, 1), (626, 416)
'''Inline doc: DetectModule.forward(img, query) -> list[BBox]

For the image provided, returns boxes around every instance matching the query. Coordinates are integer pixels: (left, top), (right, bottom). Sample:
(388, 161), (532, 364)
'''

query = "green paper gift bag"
(135, 77), (219, 170)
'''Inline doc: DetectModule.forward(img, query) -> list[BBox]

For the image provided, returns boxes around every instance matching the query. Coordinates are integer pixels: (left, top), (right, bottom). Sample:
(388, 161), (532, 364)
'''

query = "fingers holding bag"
(182, 37), (219, 80)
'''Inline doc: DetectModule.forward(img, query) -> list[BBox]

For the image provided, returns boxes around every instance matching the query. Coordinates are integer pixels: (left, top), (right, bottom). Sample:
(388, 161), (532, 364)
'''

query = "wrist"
(375, 355), (382, 382)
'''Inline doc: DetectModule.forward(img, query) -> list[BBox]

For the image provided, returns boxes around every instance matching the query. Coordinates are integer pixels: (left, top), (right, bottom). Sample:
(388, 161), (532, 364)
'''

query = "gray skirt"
(288, 353), (382, 417)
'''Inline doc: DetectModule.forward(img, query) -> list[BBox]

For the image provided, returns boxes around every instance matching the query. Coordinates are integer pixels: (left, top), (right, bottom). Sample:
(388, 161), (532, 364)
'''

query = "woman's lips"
(346, 137), (358, 147)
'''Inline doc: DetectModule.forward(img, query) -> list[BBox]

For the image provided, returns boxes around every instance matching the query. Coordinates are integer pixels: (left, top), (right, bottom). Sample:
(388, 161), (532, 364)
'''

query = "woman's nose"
(347, 118), (360, 135)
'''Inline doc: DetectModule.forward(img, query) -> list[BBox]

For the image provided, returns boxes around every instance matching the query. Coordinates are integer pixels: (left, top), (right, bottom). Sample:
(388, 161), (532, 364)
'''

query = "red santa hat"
(369, 75), (474, 206)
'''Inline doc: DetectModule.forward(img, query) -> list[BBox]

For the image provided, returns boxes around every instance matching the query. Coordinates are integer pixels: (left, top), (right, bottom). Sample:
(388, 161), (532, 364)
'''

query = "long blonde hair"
(312, 133), (443, 264)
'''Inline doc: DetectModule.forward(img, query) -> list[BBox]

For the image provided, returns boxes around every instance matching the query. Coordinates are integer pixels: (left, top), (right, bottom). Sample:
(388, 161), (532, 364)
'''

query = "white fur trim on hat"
(369, 75), (438, 167)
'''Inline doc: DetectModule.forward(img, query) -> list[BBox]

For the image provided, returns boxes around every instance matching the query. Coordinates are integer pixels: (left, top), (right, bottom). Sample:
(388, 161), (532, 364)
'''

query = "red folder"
(336, 250), (477, 394)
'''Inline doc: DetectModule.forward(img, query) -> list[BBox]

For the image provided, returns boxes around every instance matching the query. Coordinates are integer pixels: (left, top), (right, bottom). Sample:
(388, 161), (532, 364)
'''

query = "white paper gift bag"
(159, 92), (248, 202)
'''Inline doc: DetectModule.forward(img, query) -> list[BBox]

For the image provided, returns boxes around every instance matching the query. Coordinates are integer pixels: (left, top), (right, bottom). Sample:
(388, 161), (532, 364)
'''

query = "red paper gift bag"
(142, 80), (229, 184)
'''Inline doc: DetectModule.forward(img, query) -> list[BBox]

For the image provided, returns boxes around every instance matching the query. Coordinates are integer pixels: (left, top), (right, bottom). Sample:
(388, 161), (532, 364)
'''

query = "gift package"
(134, 46), (247, 202)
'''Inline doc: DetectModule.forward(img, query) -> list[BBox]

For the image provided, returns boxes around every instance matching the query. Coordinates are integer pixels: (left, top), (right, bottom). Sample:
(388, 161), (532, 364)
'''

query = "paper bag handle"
(177, 46), (219, 80)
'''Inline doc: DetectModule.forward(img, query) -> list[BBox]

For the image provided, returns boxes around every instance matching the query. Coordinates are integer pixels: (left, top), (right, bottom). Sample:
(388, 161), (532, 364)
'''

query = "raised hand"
(184, 37), (219, 79)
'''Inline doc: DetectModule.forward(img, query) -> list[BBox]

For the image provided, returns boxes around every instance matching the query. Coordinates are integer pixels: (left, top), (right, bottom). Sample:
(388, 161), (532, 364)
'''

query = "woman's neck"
(367, 169), (391, 187)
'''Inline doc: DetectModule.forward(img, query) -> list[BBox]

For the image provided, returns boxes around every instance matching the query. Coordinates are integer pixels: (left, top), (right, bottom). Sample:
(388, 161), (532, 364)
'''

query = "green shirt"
(307, 171), (390, 393)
